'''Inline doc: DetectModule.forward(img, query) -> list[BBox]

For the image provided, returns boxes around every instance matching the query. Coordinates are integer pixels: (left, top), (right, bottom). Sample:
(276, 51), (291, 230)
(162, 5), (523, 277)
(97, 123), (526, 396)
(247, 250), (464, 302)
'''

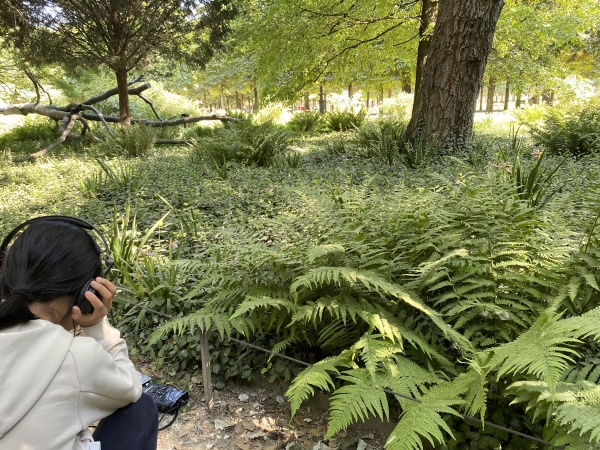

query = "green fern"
(285, 355), (353, 416)
(488, 308), (581, 395)
(326, 369), (391, 437)
(385, 381), (467, 450)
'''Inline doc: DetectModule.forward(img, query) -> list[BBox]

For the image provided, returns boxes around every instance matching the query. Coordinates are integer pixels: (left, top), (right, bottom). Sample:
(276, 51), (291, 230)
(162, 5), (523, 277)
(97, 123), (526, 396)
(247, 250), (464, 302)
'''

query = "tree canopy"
(0, 0), (237, 123)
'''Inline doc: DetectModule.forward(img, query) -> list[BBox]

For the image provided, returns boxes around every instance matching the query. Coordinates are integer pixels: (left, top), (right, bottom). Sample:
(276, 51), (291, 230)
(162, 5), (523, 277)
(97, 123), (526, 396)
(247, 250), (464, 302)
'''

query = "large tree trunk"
(413, 0), (438, 103)
(407, 0), (504, 148)
(115, 66), (131, 125)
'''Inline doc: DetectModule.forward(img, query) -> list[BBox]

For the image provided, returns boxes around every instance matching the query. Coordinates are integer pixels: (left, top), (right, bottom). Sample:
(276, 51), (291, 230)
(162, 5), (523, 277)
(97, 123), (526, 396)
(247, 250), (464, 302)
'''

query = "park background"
(2, 1), (600, 449)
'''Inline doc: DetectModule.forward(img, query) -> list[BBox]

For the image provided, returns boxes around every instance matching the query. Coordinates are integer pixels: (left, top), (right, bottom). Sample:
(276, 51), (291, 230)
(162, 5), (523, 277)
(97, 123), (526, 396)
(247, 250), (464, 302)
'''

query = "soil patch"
(152, 375), (395, 450)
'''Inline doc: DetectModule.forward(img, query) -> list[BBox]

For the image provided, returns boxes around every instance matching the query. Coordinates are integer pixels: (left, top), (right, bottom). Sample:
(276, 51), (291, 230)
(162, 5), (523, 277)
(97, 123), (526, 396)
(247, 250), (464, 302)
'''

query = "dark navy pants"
(93, 392), (158, 450)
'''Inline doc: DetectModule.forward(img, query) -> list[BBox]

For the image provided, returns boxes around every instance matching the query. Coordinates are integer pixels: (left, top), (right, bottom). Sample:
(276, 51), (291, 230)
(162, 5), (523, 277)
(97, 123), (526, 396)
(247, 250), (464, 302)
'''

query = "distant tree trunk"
(402, 70), (412, 93)
(220, 84), (225, 110)
(366, 92), (370, 109)
(254, 86), (258, 112)
(348, 83), (353, 98)
(414, 0), (438, 105)
(407, 0), (504, 148)
(304, 93), (310, 110)
(486, 78), (496, 113)
(235, 91), (240, 109)
(479, 86), (484, 111)
(504, 78), (510, 110)
(115, 66), (130, 125)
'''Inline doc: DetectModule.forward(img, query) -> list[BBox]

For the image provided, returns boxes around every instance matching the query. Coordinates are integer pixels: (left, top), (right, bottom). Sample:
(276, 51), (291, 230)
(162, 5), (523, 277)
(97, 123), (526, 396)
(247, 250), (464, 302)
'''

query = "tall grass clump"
(353, 116), (407, 164)
(101, 124), (157, 156)
(287, 111), (323, 132)
(193, 120), (292, 168)
(324, 109), (366, 131)
(528, 97), (600, 158)
(0, 118), (56, 153)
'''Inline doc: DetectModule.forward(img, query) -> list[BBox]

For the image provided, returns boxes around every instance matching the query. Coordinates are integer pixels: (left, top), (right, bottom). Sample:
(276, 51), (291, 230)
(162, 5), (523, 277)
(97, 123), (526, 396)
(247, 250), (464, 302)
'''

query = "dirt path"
(155, 378), (393, 450)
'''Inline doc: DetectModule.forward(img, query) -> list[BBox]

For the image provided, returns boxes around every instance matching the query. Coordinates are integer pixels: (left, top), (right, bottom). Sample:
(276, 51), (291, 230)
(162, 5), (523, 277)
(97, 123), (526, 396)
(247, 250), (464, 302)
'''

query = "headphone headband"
(0, 216), (113, 273)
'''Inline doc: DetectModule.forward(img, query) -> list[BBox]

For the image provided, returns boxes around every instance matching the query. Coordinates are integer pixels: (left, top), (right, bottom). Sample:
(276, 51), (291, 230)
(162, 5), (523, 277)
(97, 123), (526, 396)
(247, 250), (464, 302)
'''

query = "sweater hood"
(0, 319), (73, 438)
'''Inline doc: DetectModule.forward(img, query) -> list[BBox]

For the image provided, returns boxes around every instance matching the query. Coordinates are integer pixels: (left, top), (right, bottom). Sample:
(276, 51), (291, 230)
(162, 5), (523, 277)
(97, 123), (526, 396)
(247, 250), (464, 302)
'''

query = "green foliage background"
(2, 100), (600, 448)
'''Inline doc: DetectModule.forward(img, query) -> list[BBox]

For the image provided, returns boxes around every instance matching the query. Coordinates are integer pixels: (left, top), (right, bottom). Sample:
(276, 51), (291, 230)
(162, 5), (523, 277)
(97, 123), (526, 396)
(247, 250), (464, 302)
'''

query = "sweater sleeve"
(71, 317), (143, 427)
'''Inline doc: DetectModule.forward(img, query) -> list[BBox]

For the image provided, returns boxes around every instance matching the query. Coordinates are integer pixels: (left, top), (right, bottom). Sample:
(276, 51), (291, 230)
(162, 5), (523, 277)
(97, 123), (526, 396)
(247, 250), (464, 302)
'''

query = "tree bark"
(413, 0), (438, 105)
(115, 66), (131, 125)
(407, 0), (504, 148)
(504, 78), (510, 110)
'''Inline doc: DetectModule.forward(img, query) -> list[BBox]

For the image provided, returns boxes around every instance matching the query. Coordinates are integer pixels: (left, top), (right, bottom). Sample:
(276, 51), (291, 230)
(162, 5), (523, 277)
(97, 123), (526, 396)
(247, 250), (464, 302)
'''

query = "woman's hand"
(71, 277), (117, 327)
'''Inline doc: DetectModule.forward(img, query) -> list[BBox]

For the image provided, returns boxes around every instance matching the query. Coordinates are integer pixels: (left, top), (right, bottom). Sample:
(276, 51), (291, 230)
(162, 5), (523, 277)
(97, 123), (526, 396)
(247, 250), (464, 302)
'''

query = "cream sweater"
(0, 317), (142, 450)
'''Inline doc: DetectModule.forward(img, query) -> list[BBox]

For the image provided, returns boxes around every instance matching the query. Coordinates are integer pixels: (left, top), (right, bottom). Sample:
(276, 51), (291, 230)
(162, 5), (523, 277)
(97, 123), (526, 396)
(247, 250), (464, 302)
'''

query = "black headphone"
(0, 216), (114, 314)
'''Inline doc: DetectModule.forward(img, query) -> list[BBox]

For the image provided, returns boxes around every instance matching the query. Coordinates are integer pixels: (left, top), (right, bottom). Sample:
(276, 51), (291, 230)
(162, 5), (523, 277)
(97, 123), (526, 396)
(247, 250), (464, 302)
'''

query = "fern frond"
(291, 294), (362, 325)
(351, 334), (403, 376)
(379, 357), (442, 400)
(229, 296), (297, 320)
(385, 381), (466, 450)
(326, 370), (390, 438)
(285, 355), (353, 416)
(149, 307), (234, 344)
(555, 398), (600, 444)
(307, 244), (346, 263)
(560, 305), (600, 341)
(488, 309), (581, 395)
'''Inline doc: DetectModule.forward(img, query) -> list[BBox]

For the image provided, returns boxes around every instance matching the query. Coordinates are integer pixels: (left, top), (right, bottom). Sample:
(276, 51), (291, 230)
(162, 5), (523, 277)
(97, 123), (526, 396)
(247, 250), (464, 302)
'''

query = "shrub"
(287, 111), (323, 132)
(353, 116), (407, 164)
(0, 118), (56, 152)
(529, 98), (600, 158)
(324, 109), (366, 131)
(101, 124), (157, 157)
(193, 120), (292, 167)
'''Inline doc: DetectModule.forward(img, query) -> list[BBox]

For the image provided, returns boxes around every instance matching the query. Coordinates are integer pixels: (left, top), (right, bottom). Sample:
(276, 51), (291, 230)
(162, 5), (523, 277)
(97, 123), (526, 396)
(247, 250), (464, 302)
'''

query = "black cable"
(158, 409), (179, 431)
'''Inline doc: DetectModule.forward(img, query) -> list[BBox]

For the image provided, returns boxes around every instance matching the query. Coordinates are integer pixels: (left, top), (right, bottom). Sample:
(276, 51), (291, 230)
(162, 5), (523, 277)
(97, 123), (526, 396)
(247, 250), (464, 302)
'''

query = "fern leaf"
(560, 305), (600, 341)
(489, 308), (581, 395)
(285, 355), (352, 416)
(307, 244), (346, 263)
(149, 307), (233, 344)
(385, 381), (466, 450)
(555, 402), (600, 444)
(351, 334), (403, 376)
(326, 369), (390, 437)
(229, 296), (297, 320)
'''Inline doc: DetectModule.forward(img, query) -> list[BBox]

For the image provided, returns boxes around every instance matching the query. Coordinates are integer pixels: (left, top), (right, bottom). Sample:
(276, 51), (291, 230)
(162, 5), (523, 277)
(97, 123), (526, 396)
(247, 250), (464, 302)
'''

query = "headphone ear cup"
(75, 279), (95, 315)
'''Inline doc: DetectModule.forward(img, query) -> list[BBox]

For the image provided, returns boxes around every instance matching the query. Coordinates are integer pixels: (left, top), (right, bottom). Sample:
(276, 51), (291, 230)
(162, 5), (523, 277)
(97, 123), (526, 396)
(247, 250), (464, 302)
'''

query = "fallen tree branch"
(14, 113), (80, 162)
(58, 83), (151, 111)
(138, 93), (163, 121)
(132, 114), (236, 127)
(77, 104), (114, 136)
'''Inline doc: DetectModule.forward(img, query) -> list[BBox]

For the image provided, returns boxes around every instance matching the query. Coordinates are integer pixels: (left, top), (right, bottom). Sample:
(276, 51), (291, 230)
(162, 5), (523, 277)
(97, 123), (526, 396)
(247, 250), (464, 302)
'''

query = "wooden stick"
(200, 332), (213, 411)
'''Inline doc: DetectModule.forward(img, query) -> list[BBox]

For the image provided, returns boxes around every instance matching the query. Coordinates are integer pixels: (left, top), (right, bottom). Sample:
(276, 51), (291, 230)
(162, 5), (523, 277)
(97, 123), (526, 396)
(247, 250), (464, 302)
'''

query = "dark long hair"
(0, 220), (102, 330)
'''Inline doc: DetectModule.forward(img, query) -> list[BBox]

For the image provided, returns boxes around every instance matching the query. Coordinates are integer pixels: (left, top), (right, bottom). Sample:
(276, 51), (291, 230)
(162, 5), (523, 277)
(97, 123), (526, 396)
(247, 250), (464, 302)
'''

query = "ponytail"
(0, 291), (36, 330)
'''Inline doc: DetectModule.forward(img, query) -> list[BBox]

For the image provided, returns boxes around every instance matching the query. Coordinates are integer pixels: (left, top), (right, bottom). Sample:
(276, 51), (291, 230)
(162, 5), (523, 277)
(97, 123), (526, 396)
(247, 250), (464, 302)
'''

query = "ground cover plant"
(1, 104), (600, 449)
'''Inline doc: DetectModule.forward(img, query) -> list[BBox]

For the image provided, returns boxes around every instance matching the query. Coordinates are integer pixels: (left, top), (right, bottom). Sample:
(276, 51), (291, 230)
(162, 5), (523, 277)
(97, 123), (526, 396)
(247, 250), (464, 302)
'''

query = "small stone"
(248, 431), (266, 439)
(238, 393), (250, 402)
(276, 395), (285, 403)
(214, 418), (235, 430)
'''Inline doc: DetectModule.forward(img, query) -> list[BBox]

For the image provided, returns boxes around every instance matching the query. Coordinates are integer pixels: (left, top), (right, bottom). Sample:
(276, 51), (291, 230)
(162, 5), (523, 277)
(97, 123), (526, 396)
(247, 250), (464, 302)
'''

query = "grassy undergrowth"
(2, 116), (600, 449)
